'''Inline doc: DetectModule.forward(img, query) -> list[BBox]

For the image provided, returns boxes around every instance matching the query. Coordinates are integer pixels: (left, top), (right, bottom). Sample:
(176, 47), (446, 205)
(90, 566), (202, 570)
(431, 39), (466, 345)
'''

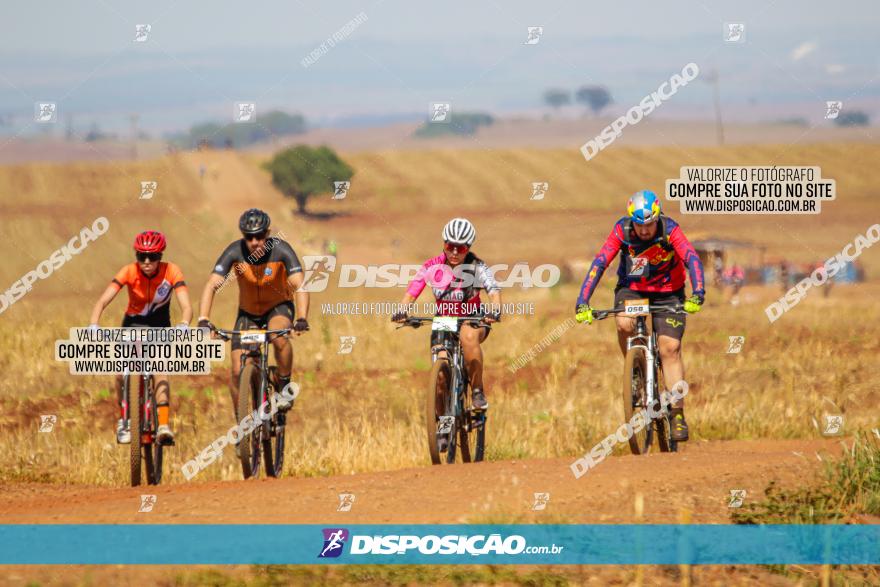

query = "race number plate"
(624, 298), (650, 316)
(431, 316), (458, 332)
(239, 330), (267, 343)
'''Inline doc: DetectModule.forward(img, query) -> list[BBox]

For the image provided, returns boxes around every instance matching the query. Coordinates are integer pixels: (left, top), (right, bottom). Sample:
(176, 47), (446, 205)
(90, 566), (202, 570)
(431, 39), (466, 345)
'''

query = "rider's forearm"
(176, 289), (193, 324)
(294, 290), (309, 320)
(487, 291), (502, 315)
(89, 301), (105, 325)
(198, 282), (215, 320)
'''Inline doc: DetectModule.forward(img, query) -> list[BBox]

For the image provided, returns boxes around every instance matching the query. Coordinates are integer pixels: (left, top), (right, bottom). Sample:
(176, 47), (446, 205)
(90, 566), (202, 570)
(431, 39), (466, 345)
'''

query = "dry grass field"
(0, 143), (878, 487)
(1, 143), (879, 586)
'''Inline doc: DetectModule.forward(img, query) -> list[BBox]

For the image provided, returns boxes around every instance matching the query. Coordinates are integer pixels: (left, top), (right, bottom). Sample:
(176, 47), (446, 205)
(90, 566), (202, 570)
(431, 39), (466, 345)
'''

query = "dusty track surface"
(0, 439), (840, 524)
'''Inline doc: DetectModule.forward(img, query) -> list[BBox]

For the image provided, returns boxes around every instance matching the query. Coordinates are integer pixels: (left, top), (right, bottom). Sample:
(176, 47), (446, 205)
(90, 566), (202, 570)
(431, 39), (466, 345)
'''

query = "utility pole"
(704, 69), (725, 146)
(130, 113), (139, 160)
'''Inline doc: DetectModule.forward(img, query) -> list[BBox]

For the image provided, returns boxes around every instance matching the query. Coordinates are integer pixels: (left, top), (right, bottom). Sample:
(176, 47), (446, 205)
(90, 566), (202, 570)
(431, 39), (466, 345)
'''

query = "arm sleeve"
(167, 263), (187, 289)
(212, 242), (240, 276)
(668, 226), (705, 297)
(474, 261), (501, 293)
(277, 241), (303, 274)
(406, 261), (431, 298)
(577, 224), (624, 306)
(110, 265), (130, 290)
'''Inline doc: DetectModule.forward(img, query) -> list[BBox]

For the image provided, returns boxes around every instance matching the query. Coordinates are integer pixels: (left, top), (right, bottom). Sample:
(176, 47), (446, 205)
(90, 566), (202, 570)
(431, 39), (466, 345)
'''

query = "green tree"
(265, 145), (354, 214)
(543, 89), (571, 111)
(834, 110), (870, 127)
(575, 86), (612, 116)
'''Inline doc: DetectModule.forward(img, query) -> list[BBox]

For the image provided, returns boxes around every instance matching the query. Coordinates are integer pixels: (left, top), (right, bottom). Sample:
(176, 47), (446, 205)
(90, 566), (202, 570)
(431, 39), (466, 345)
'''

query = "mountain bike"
(591, 300), (687, 455)
(124, 353), (170, 487)
(398, 316), (488, 465)
(212, 326), (293, 479)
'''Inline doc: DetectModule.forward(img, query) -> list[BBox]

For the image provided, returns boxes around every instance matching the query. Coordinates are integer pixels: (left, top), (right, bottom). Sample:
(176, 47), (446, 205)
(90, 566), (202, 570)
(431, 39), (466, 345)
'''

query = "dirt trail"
(178, 150), (292, 228)
(0, 439), (839, 524)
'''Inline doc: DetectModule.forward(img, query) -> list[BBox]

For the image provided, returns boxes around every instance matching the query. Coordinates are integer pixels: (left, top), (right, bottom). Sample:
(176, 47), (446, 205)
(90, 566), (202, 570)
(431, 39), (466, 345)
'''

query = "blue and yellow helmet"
(626, 190), (661, 225)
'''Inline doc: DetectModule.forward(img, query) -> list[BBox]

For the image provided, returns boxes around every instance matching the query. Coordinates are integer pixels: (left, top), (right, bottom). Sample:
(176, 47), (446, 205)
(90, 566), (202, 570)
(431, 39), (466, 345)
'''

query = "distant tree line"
(167, 110), (306, 149)
(544, 86), (613, 116)
(413, 112), (494, 138)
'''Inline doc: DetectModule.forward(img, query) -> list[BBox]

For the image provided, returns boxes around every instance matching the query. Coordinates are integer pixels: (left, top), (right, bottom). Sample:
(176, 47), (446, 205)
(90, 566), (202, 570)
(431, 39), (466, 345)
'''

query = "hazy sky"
(1, 0), (877, 132)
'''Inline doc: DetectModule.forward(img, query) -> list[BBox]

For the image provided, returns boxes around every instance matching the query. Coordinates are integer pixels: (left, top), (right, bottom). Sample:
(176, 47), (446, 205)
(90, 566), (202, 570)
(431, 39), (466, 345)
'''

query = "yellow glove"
(575, 304), (594, 324)
(683, 295), (703, 314)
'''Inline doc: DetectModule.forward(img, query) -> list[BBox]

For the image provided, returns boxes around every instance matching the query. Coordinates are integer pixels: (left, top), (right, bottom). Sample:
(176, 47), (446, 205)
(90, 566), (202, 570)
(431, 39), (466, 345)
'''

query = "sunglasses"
(136, 252), (162, 262)
(444, 242), (469, 255)
(244, 232), (268, 242)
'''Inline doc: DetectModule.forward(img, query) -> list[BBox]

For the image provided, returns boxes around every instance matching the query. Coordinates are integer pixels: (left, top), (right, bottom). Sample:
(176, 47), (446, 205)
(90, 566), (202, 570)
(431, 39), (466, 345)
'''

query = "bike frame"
(215, 327), (293, 428)
(626, 315), (658, 411)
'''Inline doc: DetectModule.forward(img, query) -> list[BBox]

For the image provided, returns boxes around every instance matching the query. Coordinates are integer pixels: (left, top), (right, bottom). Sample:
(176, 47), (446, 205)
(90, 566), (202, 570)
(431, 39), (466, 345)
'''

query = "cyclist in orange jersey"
(89, 230), (192, 444)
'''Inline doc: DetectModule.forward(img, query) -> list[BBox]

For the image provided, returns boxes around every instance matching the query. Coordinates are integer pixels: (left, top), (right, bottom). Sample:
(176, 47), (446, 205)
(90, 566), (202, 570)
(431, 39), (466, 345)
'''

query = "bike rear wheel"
(623, 347), (652, 455)
(238, 363), (261, 479)
(459, 403), (486, 463)
(655, 363), (678, 453)
(263, 368), (284, 478)
(142, 376), (164, 485)
(126, 374), (142, 487)
(426, 358), (454, 465)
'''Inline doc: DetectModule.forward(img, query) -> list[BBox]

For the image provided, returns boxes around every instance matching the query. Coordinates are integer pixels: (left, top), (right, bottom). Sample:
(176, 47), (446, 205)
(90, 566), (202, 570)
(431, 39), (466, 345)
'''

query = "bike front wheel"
(655, 363), (678, 453)
(126, 374), (142, 487)
(623, 347), (652, 455)
(426, 358), (454, 465)
(142, 376), (163, 485)
(237, 363), (261, 479)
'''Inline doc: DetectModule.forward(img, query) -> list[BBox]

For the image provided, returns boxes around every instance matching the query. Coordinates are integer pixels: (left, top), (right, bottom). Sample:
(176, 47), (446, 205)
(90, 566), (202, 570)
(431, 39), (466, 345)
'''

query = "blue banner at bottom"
(1, 525), (877, 565)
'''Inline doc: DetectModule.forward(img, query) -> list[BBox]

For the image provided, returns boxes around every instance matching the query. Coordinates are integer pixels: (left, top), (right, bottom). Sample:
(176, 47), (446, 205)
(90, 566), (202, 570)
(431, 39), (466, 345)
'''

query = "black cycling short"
(232, 301), (295, 350)
(430, 318), (491, 349)
(614, 287), (686, 340)
(121, 313), (170, 328)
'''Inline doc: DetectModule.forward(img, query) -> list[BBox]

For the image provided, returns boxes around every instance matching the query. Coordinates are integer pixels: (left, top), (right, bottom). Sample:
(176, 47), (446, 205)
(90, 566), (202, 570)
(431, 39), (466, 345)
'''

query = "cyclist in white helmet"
(392, 218), (502, 410)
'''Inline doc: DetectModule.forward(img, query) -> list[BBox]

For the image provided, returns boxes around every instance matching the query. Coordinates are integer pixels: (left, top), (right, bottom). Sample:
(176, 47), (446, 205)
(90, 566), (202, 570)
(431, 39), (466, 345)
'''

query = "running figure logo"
(318, 528), (349, 558)
(333, 181), (350, 200)
(138, 495), (157, 513)
(300, 255), (337, 292)
(39, 415), (57, 433)
(824, 101), (843, 120)
(35, 102), (57, 123)
(822, 414), (844, 436)
(727, 336), (745, 354)
(629, 257), (649, 276)
(338, 336), (356, 354)
(431, 103), (450, 123)
(235, 102), (256, 123)
(728, 489), (746, 508)
(724, 23), (745, 43)
(524, 26), (543, 45)
(531, 492), (550, 511)
(134, 24), (151, 42)
(140, 181), (157, 200)
(337, 493), (355, 512)
(530, 182), (549, 201)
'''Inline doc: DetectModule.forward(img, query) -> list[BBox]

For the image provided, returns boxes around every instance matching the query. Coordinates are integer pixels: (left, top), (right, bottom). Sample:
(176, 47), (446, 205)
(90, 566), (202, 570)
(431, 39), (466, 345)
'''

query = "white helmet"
(442, 217), (476, 246)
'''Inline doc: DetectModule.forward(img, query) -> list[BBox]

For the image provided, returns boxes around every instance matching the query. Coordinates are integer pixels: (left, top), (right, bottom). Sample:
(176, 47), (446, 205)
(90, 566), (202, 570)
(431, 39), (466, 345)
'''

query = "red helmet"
(134, 230), (166, 254)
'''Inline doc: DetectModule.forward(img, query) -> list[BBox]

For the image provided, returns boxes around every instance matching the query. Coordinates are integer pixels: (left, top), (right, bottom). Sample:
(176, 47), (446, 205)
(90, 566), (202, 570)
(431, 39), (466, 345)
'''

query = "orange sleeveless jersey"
(111, 262), (187, 318)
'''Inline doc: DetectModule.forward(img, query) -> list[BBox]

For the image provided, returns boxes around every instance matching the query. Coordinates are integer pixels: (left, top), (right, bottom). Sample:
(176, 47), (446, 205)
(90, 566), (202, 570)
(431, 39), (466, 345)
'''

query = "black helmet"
(238, 208), (270, 235)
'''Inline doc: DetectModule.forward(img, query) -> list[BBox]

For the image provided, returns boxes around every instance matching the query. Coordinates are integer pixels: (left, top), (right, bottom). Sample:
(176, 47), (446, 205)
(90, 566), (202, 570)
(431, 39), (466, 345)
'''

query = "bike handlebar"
(209, 325), (294, 342)
(396, 316), (487, 330)
(592, 303), (687, 321)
